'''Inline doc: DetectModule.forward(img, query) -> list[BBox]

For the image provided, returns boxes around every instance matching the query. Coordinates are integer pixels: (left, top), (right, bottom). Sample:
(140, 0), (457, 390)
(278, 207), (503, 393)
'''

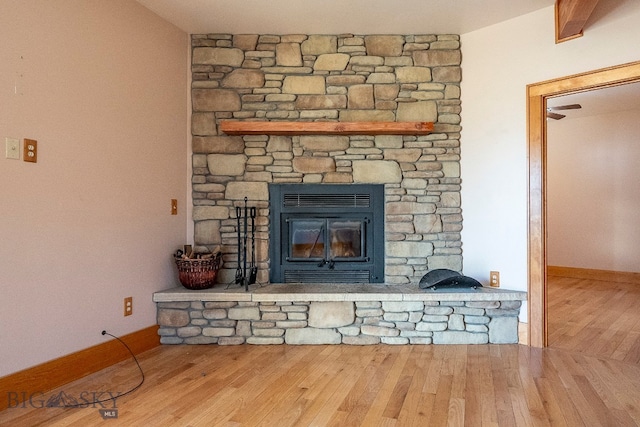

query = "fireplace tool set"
(233, 197), (257, 291)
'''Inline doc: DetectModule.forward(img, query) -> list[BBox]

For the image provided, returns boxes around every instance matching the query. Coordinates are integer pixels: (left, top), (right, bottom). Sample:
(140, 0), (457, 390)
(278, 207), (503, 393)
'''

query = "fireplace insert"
(269, 184), (384, 283)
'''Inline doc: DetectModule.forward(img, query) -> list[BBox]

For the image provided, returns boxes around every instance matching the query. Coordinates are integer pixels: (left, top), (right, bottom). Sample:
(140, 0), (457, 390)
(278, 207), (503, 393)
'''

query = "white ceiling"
(135, 0), (554, 35)
(548, 82), (640, 120)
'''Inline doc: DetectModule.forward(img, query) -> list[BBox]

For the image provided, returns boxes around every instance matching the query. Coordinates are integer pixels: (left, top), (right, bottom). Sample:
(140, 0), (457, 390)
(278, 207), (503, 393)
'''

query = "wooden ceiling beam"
(555, 0), (601, 43)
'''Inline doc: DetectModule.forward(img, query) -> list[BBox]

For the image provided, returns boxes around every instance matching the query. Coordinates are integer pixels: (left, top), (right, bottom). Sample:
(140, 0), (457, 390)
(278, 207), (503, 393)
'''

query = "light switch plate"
(5, 138), (20, 160)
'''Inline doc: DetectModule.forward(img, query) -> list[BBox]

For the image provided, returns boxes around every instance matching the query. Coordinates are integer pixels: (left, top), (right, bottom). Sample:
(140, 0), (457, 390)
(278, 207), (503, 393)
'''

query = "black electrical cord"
(51, 330), (145, 408)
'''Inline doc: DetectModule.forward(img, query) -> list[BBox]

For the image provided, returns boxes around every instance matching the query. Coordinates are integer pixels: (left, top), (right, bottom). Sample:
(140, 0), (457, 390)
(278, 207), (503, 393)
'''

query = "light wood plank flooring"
(548, 273), (640, 363)
(2, 276), (640, 426)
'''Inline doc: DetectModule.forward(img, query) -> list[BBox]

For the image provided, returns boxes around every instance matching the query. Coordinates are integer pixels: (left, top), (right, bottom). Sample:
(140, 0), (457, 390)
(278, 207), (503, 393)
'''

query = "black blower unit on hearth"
(419, 269), (483, 291)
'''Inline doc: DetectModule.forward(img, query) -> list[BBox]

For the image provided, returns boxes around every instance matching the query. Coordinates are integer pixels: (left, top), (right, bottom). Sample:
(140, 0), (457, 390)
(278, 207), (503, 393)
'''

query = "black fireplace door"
(280, 214), (374, 282)
(269, 183), (384, 284)
(286, 216), (367, 264)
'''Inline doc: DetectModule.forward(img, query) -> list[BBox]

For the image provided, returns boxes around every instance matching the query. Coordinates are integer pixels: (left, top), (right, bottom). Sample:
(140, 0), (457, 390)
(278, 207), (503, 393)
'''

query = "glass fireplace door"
(289, 219), (325, 260)
(285, 217), (368, 264)
(328, 219), (364, 260)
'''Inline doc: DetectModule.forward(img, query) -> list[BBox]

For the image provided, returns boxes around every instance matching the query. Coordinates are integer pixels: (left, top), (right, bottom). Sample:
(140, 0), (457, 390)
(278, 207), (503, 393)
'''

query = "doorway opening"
(526, 60), (640, 347)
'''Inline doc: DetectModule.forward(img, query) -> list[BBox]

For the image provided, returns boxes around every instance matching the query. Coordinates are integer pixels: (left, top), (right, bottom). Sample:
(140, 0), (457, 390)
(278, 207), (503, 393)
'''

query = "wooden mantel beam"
(555, 0), (601, 43)
(220, 121), (434, 136)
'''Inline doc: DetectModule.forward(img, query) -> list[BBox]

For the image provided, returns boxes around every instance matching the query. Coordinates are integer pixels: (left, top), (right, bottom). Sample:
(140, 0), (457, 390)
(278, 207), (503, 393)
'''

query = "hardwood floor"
(548, 273), (640, 363)
(2, 276), (640, 426)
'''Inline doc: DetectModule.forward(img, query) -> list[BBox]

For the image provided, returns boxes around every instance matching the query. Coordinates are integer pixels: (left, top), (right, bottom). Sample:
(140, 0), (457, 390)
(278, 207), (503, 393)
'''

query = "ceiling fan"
(546, 103), (582, 120)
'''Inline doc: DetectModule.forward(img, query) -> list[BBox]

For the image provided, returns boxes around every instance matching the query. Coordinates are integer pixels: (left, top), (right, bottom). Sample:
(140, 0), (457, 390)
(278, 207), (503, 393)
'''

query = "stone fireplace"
(190, 33), (463, 286)
(154, 33), (526, 347)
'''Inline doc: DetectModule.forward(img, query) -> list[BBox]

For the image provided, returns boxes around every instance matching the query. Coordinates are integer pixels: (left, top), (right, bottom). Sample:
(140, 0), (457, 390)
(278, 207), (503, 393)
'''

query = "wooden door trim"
(526, 60), (640, 347)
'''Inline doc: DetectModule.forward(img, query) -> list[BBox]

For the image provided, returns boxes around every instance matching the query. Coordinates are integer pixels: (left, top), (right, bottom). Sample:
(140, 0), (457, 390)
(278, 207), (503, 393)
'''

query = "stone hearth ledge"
(153, 283), (526, 303)
(154, 284), (527, 345)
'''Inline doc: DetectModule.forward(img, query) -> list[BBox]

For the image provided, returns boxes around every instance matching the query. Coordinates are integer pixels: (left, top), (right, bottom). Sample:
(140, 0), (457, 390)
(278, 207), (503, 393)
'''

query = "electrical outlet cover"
(24, 139), (37, 163)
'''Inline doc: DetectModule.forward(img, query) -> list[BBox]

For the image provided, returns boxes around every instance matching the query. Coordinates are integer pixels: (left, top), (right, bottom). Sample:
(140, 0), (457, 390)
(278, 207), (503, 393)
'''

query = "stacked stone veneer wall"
(190, 33), (463, 285)
(157, 299), (521, 345)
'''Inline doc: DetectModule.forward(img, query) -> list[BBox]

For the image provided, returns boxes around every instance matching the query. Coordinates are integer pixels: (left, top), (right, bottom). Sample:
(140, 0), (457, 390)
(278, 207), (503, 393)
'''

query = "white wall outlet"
(490, 271), (500, 287)
(124, 297), (133, 316)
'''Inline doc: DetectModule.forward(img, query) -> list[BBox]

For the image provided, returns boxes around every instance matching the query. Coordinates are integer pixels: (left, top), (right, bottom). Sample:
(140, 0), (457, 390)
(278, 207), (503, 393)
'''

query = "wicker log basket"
(174, 252), (221, 290)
